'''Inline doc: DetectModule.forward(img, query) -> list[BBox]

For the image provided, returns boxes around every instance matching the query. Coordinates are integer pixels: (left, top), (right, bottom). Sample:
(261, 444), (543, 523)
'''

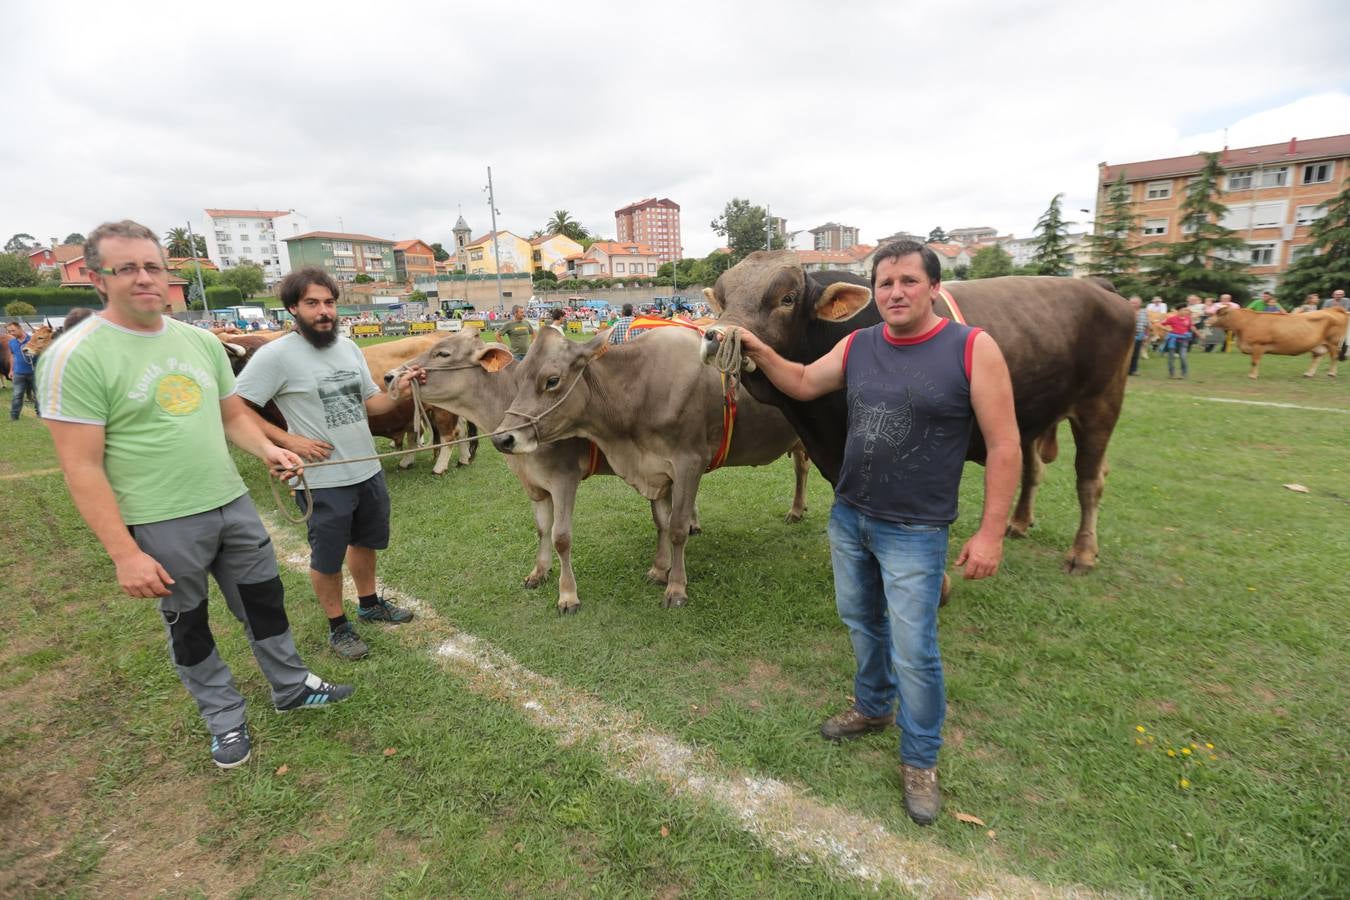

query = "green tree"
(352, 273), (373, 284)
(41, 267), (64, 286)
(5, 234), (37, 254)
(967, 245), (1014, 279)
(5, 301), (37, 317)
(430, 242), (450, 262)
(532, 269), (558, 285)
(710, 198), (785, 263)
(1085, 173), (1144, 295)
(193, 235), (207, 258)
(408, 290), (428, 303)
(164, 227), (193, 257)
(927, 226), (949, 244)
(1277, 179), (1350, 303)
(220, 262), (265, 298)
(545, 210), (589, 243)
(63, 232), (86, 246)
(1146, 152), (1256, 301)
(1030, 193), (1075, 276)
(0, 253), (40, 288)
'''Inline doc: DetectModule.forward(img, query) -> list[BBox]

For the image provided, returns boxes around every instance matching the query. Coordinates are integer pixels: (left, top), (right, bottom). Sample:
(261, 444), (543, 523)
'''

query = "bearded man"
(235, 266), (417, 661)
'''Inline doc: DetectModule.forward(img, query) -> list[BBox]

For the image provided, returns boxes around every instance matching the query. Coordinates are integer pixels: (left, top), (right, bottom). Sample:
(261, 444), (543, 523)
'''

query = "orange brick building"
(614, 198), (681, 265)
(1097, 133), (1350, 289)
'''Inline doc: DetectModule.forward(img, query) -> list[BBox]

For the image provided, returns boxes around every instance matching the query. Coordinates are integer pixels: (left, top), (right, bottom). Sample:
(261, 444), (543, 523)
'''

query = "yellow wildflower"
(1205, 742), (1214, 749)
(1135, 738), (1144, 745)
(1167, 749), (1177, 757)
(1182, 747), (1192, 756)
(1136, 725), (1146, 733)
(1179, 778), (1190, 789)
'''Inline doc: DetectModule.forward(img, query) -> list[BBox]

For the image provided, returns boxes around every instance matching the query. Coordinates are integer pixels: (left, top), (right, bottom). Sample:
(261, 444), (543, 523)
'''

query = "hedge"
(0, 286), (100, 310)
(205, 286), (243, 307)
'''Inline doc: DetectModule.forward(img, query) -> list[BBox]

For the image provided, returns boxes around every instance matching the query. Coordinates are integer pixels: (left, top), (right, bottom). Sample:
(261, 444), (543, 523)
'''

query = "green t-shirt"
(234, 333), (380, 488)
(36, 316), (246, 525)
(495, 319), (535, 355)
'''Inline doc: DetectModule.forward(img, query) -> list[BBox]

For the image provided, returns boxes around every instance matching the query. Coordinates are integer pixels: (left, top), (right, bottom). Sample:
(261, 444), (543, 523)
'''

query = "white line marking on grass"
(0, 466), (63, 480)
(262, 515), (1096, 898)
(1203, 397), (1350, 414)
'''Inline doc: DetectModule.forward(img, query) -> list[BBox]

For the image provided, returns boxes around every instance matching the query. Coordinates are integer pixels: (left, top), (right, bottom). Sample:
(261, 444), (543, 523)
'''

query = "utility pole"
(185, 220), (209, 315)
(485, 166), (505, 310)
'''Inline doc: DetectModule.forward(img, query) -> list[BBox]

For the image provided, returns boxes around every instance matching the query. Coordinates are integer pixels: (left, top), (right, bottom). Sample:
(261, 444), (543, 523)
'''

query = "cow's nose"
(383, 372), (394, 385)
(492, 432), (516, 454)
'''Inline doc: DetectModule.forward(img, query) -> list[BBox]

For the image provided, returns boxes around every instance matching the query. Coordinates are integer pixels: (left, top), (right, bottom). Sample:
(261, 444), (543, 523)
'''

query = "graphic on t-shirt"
(849, 388), (913, 501)
(318, 369), (366, 428)
(155, 373), (204, 416)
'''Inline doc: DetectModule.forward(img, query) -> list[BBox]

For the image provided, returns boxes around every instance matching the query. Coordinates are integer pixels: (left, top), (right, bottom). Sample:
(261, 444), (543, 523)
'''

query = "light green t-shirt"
(234, 333), (381, 488)
(36, 316), (246, 525)
(495, 319), (535, 356)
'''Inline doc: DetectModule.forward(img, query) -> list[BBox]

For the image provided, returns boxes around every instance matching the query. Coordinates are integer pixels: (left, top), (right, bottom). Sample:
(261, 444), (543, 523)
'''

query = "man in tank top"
(734, 240), (1021, 825)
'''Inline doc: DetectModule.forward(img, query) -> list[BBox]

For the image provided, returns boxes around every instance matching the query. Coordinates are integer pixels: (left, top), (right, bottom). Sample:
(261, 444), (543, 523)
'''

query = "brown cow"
(1209, 306), (1347, 379)
(489, 326), (818, 608)
(390, 330), (811, 613)
(362, 335), (475, 473)
(700, 251), (1134, 575)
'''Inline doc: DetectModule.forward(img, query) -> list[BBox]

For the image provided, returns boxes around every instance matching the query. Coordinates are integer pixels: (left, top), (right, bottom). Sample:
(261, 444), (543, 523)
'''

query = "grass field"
(1, 347), (1346, 897)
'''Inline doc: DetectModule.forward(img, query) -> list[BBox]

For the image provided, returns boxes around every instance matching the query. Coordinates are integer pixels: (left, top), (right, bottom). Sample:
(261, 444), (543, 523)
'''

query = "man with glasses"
(37, 220), (353, 770)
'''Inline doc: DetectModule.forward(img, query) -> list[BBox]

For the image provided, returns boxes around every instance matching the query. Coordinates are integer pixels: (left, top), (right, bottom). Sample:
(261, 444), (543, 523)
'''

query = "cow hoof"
(1005, 522), (1032, 539)
(524, 574), (547, 589)
(557, 601), (580, 616)
(432, 466), (449, 476)
(784, 510), (805, 524)
(1062, 556), (1096, 576)
(644, 568), (670, 585)
(662, 594), (688, 609)
(688, 524), (703, 536)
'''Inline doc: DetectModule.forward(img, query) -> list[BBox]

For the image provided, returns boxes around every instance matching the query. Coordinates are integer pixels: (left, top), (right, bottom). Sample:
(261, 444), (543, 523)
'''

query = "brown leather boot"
(819, 707), (891, 741)
(902, 764), (941, 826)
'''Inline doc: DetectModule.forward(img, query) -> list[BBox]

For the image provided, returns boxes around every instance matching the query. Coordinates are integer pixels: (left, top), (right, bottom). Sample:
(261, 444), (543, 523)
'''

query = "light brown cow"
(488, 326), (814, 608)
(361, 335), (474, 473)
(393, 330), (811, 612)
(1210, 306), (1348, 379)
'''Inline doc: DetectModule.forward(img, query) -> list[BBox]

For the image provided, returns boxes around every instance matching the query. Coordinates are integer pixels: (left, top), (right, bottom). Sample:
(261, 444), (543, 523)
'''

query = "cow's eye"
(545, 375), (561, 390)
(781, 292), (797, 307)
(435, 351), (449, 358)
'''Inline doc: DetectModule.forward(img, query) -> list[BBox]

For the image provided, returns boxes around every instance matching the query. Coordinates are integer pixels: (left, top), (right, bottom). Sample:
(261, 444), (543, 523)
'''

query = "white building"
(202, 208), (310, 285)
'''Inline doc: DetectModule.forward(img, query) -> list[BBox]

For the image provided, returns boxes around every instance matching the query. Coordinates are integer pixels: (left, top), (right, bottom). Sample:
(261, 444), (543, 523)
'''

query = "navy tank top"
(836, 318), (982, 526)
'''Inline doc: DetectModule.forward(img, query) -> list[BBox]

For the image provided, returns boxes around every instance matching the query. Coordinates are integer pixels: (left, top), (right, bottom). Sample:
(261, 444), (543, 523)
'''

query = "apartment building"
(809, 222), (860, 251)
(393, 239), (438, 283)
(202, 208), (310, 285)
(564, 241), (661, 280)
(282, 231), (396, 282)
(1096, 134), (1350, 289)
(614, 198), (682, 265)
(462, 231), (532, 275)
(948, 226), (999, 244)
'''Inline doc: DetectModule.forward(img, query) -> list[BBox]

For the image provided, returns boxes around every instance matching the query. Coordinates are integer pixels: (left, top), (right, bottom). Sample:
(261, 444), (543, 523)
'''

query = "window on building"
(1290, 245), (1316, 263)
(1258, 167), (1289, 188)
(215, 231), (229, 242)
(1295, 204), (1328, 226)
(1302, 162), (1333, 184)
(1226, 170), (1253, 191)
(616, 263), (626, 273)
(333, 242), (352, 253)
(1250, 202), (1285, 228)
(365, 244), (382, 254)
(1249, 243), (1276, 266)
(1142, 219), (1168, 236)
(470, 249), (483, 261)
(242, 246), (251, 255)
(648, 263), (657, 272)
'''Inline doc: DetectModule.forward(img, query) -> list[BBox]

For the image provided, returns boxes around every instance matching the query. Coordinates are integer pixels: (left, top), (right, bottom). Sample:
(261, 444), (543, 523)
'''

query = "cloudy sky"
(3, 1), (1348, 258)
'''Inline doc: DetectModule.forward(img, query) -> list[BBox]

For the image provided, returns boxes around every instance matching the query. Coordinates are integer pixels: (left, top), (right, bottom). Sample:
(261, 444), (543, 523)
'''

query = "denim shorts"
(295, 471), (391, 574)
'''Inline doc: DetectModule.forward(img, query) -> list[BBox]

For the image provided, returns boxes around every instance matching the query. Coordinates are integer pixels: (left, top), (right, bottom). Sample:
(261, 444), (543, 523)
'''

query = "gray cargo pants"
(130, 494), (311, 734)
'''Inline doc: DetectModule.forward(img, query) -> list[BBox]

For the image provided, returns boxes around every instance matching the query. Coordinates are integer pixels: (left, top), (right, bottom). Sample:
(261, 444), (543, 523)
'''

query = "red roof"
(1100, 133), (1350, 184)
(926, 243), (966, 258)
(204, 208), (292, 219)
(283, 231), (393, 244)
(795, 250), (857, 265)
(393, 239), (434, 253)
(588, 240), (657, 257)
(168, 257), (219, 269)
(37, 244), (86, 263)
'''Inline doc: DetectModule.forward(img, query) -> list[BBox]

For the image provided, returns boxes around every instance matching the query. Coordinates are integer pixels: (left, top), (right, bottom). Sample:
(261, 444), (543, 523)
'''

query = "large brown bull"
(701, 251), (1134, 574)
(1210, 306), (1347, 378)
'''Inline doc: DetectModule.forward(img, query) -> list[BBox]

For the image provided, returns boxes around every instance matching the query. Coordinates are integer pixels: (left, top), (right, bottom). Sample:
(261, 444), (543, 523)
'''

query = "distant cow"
(361, 335), (476, 474)
(1210, 306), (1347, 379)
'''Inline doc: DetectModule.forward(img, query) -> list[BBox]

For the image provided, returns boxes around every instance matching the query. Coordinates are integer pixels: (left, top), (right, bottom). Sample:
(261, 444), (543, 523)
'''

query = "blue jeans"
(827, 501), (948, 768)
(10, 372), (38, 419)
(1164, 334), (1190, 377)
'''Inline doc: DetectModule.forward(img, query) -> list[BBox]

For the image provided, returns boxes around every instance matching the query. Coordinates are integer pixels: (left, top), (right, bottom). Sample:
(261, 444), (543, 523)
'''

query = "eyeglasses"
(96, 263), (169, 278)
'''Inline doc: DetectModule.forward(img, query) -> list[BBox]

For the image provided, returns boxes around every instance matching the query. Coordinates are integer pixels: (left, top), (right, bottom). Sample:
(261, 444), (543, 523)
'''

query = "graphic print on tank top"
(317, 369), (366, 428)
(848, 388), (913, 504)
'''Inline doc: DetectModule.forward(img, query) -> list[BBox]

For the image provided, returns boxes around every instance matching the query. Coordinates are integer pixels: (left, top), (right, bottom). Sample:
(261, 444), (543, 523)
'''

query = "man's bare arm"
(44, 419), (175, 598)
(955, 332), (1022, 579)
(735, 329), (848, 401)
(236, 398), (332, 461)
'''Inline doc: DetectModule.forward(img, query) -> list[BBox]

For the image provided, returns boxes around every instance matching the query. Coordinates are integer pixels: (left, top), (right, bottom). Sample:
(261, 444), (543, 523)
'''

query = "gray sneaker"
(902, 764), (941, 826)
(356, 595), (413, 624)
(211, 724), (251, 769)
(329, 622), (369, 660)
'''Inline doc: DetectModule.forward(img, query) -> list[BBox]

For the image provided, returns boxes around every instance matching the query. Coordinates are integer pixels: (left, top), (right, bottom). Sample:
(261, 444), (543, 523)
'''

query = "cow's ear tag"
(479, 347), (514, 372)
(815, 283), (872, 322)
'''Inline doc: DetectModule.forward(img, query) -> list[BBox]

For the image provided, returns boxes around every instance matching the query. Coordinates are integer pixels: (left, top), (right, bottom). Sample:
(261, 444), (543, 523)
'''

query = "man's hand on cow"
(114, 549), (176, 598)
(954, 529), (1004, 580)
(263, 444), (306, 481)
(394, 365), (427, 393)
(285, 435), (333, 462)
